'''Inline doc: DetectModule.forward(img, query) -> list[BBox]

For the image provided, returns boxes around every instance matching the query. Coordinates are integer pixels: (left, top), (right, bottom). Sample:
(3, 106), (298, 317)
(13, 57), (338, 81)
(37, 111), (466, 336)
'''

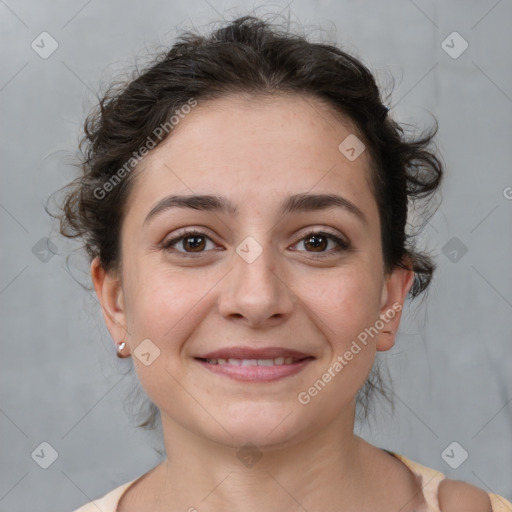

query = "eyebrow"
(143, 193), (367, 226)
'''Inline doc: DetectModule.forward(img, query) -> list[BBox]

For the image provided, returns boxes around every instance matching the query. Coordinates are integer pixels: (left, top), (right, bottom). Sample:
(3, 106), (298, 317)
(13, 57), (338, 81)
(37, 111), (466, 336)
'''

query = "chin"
(207, 402), (310, 451)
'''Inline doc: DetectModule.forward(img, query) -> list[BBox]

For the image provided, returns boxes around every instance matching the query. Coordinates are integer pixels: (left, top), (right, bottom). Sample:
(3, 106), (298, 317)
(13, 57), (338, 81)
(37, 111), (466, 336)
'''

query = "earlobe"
(90, 256), (127, 344)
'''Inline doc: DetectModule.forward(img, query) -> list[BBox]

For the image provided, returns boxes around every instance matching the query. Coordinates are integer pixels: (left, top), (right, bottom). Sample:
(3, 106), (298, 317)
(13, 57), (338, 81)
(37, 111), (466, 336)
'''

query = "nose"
(217, 241), (295, 329)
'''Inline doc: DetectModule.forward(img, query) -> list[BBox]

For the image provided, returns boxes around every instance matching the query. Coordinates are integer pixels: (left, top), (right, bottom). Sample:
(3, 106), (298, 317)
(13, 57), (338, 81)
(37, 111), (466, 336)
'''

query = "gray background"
(1, 0), (511, 510)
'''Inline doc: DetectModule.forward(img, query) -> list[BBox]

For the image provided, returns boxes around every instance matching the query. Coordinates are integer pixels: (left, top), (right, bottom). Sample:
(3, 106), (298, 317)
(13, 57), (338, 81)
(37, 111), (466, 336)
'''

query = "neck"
(149, 409), (374, 511)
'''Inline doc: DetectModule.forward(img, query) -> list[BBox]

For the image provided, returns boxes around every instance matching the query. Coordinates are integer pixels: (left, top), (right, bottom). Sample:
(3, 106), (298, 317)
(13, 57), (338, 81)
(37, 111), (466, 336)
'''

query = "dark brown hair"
(52, 14), (443, 430)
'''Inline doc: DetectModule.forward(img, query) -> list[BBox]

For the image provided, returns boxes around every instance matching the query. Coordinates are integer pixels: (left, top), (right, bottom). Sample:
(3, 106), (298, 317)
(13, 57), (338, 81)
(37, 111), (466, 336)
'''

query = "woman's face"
(93, 93), (413, 449)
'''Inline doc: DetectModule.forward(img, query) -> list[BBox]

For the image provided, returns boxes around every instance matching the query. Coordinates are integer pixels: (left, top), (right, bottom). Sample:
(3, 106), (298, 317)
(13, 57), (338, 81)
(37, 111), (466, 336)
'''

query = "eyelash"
(161, 229), (350, 259)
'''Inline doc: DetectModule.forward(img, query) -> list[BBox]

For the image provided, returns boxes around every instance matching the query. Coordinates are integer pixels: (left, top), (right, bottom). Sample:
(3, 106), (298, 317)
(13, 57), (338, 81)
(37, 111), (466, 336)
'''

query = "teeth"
(204, 357), (301, 366)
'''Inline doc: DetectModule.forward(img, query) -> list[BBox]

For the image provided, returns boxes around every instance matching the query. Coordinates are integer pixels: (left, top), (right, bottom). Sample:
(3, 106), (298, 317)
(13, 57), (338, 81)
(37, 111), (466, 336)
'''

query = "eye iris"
(304, 234), (327, 252)
(184, 235), (205, 252)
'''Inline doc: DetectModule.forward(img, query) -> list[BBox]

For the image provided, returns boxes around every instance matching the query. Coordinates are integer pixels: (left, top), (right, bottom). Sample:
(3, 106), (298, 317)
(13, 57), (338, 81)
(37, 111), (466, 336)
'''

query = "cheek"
(123, 263), (206, 352)
(296, 270), (381, 410)
(122, 268), (210, 406)
(301, 265), (382, 344)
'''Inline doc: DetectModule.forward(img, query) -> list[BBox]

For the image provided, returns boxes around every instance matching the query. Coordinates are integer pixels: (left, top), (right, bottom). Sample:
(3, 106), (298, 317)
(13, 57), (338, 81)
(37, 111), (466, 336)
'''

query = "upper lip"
(196, 346), (314, 360)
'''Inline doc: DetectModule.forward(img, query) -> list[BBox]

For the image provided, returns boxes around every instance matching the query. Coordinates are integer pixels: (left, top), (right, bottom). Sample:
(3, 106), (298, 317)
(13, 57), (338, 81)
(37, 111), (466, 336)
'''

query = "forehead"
(128, 93), (378, 224)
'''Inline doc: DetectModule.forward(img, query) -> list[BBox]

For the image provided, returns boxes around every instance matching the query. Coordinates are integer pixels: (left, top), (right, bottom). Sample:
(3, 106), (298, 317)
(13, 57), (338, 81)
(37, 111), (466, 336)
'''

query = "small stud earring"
(116, 341), (130, 358)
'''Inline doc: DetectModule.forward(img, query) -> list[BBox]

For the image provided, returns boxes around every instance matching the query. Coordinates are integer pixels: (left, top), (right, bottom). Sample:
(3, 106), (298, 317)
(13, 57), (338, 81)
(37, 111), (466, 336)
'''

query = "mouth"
(198, 356), (308, 366)
(194, 347), (315, 382)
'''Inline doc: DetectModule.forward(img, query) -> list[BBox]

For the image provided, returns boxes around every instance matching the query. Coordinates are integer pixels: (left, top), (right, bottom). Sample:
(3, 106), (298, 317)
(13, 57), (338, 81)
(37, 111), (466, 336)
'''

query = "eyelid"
(161, 228), (220, 256)
(289, 228), (350, 255)
(162, 227), (213, 243)
(294, 227), (348, 244)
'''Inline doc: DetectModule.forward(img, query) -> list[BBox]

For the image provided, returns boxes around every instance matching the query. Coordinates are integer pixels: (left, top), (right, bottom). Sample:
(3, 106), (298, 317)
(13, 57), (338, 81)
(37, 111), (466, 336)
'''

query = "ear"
(376, 257), (415, 352)
(90, 256), (128, 351)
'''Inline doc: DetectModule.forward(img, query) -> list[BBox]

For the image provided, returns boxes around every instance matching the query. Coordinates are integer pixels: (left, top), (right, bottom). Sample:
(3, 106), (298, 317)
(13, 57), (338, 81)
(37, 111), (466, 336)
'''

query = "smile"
(202, 357), (302, 365)
(195, 356), (314, 382)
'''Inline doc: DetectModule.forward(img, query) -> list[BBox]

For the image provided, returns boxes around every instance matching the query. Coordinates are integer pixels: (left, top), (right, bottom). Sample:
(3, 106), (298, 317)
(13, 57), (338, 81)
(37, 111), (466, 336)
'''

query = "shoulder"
(71, 480), (135, 512)
(438, 478), (492, 512)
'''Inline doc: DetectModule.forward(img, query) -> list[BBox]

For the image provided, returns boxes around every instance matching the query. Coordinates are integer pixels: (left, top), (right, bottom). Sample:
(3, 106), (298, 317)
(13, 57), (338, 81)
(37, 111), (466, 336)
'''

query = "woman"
(57, 14), (512, 512)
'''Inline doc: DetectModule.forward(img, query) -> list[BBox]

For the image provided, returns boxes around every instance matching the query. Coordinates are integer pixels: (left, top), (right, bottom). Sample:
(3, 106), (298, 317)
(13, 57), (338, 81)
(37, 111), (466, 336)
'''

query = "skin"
(91, 93), (491, 511)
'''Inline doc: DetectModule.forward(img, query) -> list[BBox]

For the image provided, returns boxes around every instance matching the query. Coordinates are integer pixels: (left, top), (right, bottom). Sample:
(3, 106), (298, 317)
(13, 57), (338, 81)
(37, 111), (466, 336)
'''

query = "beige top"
(72, 451), (512, 511)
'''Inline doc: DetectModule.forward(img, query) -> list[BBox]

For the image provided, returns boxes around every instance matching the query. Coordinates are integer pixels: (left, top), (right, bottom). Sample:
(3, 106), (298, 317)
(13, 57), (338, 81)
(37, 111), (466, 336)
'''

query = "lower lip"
(195, 358), (314, 382)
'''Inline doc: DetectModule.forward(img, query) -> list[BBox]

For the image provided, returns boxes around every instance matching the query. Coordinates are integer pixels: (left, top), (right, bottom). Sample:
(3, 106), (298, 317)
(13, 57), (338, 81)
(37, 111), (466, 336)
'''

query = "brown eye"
(182, 235), (206, 252)
(291, 230), (350, 257)
(303, 234), (328, 252)
(162, 230), (217, 256)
